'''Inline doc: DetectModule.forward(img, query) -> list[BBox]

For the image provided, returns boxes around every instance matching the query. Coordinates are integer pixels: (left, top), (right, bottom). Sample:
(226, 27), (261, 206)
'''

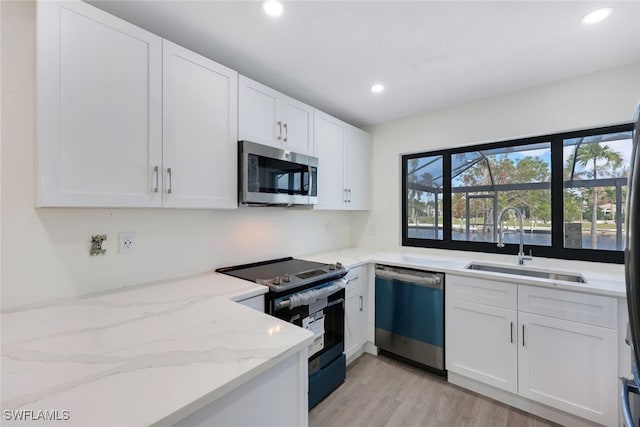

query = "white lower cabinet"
(518, 311), (617, 427)
(174, 350), (308, 427)
(345, 266), (367, 362)
(446, 298), (517, 393)
(446, 275), (618, 427)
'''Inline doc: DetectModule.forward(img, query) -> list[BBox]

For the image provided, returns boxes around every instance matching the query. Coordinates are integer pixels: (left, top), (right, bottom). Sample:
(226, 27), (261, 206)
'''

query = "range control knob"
(329, 264), (336, 271)
(336, 262), (343, 269)
(283, 274), (291, 283)
(272, 276), (282, 285)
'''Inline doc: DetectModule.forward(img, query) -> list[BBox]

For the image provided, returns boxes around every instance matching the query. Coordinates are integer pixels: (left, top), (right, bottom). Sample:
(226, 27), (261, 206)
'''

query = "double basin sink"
(465, 262), (586, 283)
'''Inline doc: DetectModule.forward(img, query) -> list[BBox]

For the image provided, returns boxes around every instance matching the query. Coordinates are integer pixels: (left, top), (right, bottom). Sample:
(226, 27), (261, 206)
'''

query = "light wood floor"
(310, 353), (560, 427)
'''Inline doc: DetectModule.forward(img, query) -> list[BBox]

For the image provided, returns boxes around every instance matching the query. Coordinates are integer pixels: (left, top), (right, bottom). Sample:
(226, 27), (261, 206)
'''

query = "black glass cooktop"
(216, 257), (345, 292)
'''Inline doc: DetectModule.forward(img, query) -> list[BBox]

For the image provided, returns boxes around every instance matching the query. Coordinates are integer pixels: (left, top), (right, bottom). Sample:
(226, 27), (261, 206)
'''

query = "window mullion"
(551, 137), (564, 251)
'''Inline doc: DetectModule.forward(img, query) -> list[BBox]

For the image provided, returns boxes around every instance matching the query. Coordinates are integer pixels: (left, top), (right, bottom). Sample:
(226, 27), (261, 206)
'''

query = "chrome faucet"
(497, 207), (532, 265)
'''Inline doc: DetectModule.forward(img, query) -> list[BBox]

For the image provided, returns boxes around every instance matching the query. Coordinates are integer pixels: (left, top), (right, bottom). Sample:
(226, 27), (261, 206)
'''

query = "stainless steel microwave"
(239, 141), (318, 206)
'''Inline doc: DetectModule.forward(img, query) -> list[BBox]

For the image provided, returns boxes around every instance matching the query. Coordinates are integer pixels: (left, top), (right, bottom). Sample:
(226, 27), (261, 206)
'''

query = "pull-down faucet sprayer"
(497, 207), (533, 265)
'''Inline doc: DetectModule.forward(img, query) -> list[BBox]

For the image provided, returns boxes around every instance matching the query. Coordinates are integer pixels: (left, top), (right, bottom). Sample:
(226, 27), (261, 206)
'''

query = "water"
(407, 227), (622, 251)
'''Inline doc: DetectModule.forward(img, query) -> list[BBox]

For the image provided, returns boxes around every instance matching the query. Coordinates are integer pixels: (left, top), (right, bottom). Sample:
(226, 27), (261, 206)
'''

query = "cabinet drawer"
(518, 285), (616, 328)
(447, 275), (517, 309)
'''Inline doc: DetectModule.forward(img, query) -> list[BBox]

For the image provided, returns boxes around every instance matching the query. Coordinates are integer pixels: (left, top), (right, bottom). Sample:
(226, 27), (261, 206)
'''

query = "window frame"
(401, 122), (633, 264)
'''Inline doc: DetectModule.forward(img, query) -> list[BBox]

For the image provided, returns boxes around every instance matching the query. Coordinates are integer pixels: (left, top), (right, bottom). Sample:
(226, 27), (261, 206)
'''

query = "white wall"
(353, 63), (640, 255)
(0, 1), (352, 309)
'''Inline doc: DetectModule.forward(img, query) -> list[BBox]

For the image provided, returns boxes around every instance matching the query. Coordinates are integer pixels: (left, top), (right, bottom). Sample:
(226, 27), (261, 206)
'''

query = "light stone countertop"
(300, 248), (627, 298)
(0, 247), (627, 427)
(1, 272), (313, 426)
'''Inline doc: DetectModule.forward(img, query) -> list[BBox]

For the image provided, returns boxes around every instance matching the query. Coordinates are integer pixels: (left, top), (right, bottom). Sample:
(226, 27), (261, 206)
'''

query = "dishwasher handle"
(375, 268), (443, 289)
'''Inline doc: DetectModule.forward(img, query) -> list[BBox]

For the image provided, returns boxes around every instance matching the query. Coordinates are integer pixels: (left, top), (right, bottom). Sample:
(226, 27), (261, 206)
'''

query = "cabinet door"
(238, 76), (279, 147)
(446, 298), (518, 393)
(162, 41), (238, 209)
(280, 96), (314, 155)
(345, 267), (366, 360)
(36, 1), (162, 207)
(345, 290), (364, 360)
(518, 312), (617, 427)
(313, 110), (346, 210)
(345, 126), (372, 210)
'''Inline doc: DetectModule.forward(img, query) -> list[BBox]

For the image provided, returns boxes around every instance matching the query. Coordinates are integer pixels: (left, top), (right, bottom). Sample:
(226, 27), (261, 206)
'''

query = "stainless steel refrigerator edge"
(621, 100), (640, 426)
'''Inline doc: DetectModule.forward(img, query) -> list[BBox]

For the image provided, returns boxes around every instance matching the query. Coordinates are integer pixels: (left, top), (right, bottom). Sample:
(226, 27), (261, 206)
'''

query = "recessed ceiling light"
(371, 84), (385, 93)
(262, 0), (283, 17)
(581, 8), (612, 24)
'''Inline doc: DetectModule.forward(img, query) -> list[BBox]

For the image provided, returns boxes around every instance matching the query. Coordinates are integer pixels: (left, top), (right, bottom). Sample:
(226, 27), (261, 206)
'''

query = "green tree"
(575, 143), (622, 248)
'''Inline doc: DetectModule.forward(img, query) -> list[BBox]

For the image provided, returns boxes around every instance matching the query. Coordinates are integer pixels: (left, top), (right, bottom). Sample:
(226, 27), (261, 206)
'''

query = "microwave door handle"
(307, 164), (313, 197)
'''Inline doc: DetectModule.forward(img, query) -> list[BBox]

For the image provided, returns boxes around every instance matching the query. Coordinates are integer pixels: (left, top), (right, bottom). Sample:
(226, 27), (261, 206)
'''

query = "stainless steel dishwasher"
(375, 264), (445, 375)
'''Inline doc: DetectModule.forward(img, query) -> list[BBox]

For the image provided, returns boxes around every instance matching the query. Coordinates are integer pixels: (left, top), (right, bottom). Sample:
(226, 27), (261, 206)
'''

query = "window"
(563, 130), (633, 251)
(405, 154), (443, 240)
(402, 123), (633, 263)
(451, 143), (551, 245)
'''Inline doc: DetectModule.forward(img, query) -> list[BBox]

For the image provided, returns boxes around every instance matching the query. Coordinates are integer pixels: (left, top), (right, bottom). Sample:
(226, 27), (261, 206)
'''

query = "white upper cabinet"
(36, 1), (238, 209)
(36, 0), (162, 207)
(280, 96), (314, 155)
(313, 110), (372, 211)
(162, 41), (238, 209)
(238, 75), (314, 155)
(345, 127), (372, 210)
(314, 110), (347, 209)
(238, 77), (279, 147)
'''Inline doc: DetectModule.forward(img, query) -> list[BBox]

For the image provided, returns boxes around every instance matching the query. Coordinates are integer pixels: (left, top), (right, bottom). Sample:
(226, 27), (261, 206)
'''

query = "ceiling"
(88, 1), (640, 128)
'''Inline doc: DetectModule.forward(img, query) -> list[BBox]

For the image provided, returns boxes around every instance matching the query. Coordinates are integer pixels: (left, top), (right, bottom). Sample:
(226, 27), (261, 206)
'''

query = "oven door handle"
(276, 295), (344, 311)
(275, 279), (347, 310)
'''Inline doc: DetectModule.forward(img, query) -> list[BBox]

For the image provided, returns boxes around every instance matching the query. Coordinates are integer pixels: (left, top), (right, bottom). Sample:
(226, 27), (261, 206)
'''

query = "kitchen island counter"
(1, 272), (312, 426)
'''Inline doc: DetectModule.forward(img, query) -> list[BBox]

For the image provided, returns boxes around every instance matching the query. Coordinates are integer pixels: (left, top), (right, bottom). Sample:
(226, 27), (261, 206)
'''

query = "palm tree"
(575, 143), (622, 248)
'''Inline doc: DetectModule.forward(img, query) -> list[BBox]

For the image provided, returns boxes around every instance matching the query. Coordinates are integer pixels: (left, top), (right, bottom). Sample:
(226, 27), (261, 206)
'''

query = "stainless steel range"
(216, 257), (347, 409)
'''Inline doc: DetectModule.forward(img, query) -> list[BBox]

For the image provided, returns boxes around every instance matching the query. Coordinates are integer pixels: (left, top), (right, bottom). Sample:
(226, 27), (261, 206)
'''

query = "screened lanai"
(405, 128), (633, 251)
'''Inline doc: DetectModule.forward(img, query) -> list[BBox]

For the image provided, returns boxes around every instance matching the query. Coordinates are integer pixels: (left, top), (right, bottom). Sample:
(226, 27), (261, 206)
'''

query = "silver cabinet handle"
(283, 123), (288, 142)
(510, 321), (513, 343)
(522, 324), (525, 347)
(348, 189), (352, 203)
(277, 121), (282, 140)
(167, 167), (173, 194)
(359, 295), (363, 311)
(153, 166), (159, 193)
(344, 189), (348, 203)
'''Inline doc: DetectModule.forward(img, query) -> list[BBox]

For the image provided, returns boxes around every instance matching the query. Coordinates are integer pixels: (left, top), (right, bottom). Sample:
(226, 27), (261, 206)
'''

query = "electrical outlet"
(119, 232), (136, 254)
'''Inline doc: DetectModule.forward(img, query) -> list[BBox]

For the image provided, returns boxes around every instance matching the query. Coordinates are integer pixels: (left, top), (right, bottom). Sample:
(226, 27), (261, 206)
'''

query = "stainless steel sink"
(465, 262), (586, 283)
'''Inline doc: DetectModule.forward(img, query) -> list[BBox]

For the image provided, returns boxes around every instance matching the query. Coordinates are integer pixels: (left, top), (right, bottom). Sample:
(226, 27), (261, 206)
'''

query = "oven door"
(272, 284), (345, 374)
